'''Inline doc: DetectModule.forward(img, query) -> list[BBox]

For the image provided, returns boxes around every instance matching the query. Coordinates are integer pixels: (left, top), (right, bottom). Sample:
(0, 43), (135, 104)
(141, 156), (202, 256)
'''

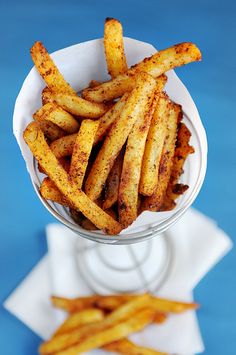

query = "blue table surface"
(1, 0), (236, 354)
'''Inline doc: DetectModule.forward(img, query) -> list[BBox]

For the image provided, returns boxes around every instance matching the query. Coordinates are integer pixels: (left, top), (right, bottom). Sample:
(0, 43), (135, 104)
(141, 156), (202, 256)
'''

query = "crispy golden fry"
(54, 308), (104, 336)
(51, 295), (101, 312)
(23, 122), (121, 235)
(153, 312), (168, 324)
(89, 80), (101, 88)
(94, 92), (129, 144)
(49, 93), (128, 159)
(30, 41), (76, 95)
(42, 87), (52, 105)
(34, 118), (65, 141)
(42, 90), (108, 119)
(38, 157), (70, 175)
(104, 338), (168, 355)
(33, 102), (80, 134)
(51, 293), (198, 315)
(69, 119), (99, 188)
(104, 17), (128, 78)
(150, 296), (198, 313)
(53, 309), (155, 355)
(141, 103), (180, 212)
(40, 177), (70, 206)
(83, 72), (137, 102)
(51, 294), (135, 313)
(85, 72), (157, 201)
(161, 122), (194, 210)
(41, 295), (151, 354)
(82, 42), (201, 102)
(50, 133), (77, 158)
(118, 87), (159, 227)
(102, 150), (124, 210)
(139, 94), (170, 196)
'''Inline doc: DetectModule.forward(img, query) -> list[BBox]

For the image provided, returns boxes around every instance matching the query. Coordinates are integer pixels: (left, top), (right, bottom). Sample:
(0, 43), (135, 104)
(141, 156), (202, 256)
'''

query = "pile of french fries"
(23, 18), (200, 235)
(39, 293), (198, 354)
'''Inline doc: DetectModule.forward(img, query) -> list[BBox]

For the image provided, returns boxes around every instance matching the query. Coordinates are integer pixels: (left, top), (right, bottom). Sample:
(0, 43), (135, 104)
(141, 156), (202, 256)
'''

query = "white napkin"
(4, 208), (232, 355)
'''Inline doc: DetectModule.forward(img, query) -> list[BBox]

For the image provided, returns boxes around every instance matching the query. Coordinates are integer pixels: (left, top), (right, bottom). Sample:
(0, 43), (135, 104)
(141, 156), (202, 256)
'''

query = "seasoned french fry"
(42, 87), (52, 105)
(85, 72), (157, 201)
(102, 150), (124, 210)
(49, 93), (129, 159)
(51, 294), (135, 313)
(82, 42), (201, 102)
(141, 103), (180, 212)
(89, 80), (101, 88)
(33, 102), (80, 134)
(40, 295), (151, 354)
(104, 338), (168, 355)
(54, 308), (104, 336)
(139, 94), (170, 196)
(50, 133), (77, 158)
(51, 293), (198, 315)
(69, 119), (99, 188)
(42, 90), (108, 119)
(150, 296), (198, 313)
(153, 312), (168, 324)
(52, 309), (155, 355)
(51, 295), (101, 312)
(104, 18), (128, 78)
(23, 122), (121, 235)
(161, 122), (194, 210)
(94, 92), (129, 144)
(35, 119), (65, 141)
(40, 177), (70, 206)
(118, 88), (159, 227)
(30, 41), (76, 95)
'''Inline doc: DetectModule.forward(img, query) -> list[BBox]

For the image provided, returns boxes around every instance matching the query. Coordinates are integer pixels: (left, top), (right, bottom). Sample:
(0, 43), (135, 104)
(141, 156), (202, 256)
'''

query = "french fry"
(104, 17), (128, 78)
(118, 82), (166, 227)
(40, 295), (151, 354)
(153, 312), (168, 324)
(161, 122), (194, 210)
(104, 338), (168, 355)
(33, 102), (80, 134)
(30, 41), (76, 95)
(53, 309), (155, 355)
(42, 87), (52, 105)
(42, 90), (108, 119)
(82, 42), (201, 102)
(48, 93), (129, 159)
(141, 103), (180, 212)
(85, 72), (157, 201)
(89, 79), (101, 88)
(23, 122), (121, 235)
(50, 133), (77, 158)
(149, 296), (198, 313)
(102, 150), (124, 210)
(83, 72), (137, 102)
(51, 294), (135, 313)
(69, 119), (99, 188)
(35, 119), (65, 141)
(54, 308), (104, 336)
(139, 94), (170, 196)
(51, 295), (101, 312)
(40, 177), (70, 206)
(94, 92), (129, 144)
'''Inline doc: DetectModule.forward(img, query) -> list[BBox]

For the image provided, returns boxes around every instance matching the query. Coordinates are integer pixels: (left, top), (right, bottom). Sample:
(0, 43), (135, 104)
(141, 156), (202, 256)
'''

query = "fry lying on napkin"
(39, 293), (198, 355)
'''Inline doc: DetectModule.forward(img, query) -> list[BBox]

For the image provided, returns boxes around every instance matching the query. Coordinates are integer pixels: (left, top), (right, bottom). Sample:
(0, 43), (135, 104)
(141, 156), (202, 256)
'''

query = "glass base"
(75, 233), (173, 294)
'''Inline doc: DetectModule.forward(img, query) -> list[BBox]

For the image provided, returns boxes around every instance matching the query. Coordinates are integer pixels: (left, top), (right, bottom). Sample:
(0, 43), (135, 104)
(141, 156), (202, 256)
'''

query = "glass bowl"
(13, 38), (207, 245)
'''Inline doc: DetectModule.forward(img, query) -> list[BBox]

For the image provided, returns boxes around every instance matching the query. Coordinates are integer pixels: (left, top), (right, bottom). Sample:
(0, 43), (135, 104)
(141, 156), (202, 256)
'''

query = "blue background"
(0, 0), (235, 354)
